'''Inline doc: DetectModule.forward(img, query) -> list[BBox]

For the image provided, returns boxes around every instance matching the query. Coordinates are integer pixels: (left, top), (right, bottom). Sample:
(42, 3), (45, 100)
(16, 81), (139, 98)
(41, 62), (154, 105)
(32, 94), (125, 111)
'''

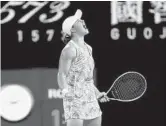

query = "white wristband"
(62, 88), (68, 96)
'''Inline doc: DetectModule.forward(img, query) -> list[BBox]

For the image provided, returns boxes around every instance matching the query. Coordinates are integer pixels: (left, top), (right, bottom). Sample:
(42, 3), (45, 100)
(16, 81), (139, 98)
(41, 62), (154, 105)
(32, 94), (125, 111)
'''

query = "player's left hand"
(98, 92), (110, 103)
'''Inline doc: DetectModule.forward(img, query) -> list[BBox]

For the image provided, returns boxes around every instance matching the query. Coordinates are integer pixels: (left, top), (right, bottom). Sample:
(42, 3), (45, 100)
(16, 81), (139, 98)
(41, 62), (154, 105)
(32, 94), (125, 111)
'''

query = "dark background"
(1, 1), (165, 126)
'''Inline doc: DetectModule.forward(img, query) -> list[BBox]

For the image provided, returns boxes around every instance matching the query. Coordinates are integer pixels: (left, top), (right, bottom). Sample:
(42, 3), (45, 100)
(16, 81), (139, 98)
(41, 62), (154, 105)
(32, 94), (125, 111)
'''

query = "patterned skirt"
(63, 80), (102, 121)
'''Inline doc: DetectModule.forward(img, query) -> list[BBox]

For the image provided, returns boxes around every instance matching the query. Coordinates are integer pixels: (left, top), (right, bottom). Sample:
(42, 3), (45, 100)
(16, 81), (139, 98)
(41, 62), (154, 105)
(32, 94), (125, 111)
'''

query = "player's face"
(72, 19), (89, 36)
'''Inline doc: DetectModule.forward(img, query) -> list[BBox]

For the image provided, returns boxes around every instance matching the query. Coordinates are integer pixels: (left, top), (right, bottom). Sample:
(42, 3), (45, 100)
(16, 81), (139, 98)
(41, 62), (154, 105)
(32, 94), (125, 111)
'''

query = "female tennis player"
(58, 9), (110, 126)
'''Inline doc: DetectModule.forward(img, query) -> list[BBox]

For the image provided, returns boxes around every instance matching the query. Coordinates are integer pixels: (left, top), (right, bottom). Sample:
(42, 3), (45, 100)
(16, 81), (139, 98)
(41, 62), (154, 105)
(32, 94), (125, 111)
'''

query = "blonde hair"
(61, 31), (71, 44)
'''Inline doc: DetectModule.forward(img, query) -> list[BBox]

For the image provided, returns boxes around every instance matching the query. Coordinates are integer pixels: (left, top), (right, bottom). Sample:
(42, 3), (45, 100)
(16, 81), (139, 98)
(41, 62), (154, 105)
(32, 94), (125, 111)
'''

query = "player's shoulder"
(85, 42), (92, 51)
(62, 43), (76, 59)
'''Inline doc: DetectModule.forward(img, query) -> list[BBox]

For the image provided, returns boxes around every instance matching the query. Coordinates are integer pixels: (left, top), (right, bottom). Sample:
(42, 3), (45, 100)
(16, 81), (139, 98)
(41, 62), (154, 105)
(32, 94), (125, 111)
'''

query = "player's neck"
(71, 35), (85, 46)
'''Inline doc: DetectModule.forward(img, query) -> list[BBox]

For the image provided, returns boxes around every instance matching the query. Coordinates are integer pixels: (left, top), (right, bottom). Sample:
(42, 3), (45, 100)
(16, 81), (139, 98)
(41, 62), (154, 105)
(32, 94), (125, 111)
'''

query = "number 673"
(0, 1), (70, 24)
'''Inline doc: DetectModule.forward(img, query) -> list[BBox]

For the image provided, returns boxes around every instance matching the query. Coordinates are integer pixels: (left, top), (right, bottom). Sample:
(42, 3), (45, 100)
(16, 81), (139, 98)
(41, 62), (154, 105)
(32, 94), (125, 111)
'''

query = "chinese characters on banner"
(149, 1), (166, 24)
(110, 1), (166, 40)
(111, 1), (143, 25)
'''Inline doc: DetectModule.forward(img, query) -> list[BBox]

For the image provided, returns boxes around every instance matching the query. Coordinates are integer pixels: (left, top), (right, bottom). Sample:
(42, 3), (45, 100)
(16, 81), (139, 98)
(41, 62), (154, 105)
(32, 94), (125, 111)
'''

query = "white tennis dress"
(63, 40), (102, 121)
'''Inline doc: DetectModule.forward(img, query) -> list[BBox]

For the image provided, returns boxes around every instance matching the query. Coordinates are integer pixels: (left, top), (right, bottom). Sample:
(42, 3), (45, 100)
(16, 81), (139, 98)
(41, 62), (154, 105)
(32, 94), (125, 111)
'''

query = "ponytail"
(61, 31), (71, 44)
